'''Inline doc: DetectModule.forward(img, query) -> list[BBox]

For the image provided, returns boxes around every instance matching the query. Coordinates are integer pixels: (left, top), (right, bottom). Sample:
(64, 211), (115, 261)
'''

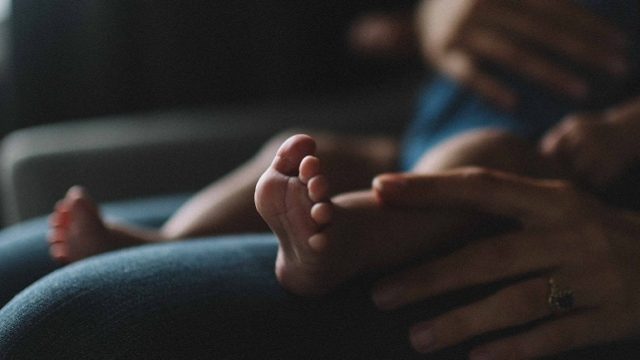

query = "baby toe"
(50, 207), (70, 228)
(49, 242), (70, 263)
(308, 232), (330, 253)
(311, 202), (333, 226)
(299, 155), (321, 184)
(273, 134), (317, 176)
(47, 227), (66, 244)
(307, 175), (329, 202)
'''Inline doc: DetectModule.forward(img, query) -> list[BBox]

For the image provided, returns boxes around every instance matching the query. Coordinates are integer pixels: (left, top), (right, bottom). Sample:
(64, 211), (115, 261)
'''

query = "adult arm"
(371, 168), (640, 358)
(417, 0), (631, 108)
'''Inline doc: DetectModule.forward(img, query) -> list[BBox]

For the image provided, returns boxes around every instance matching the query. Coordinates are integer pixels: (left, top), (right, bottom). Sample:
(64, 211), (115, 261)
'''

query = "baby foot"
(256, 135), (494, 296)
(255, 134), (341, 296)
(48, 186), (115, 263)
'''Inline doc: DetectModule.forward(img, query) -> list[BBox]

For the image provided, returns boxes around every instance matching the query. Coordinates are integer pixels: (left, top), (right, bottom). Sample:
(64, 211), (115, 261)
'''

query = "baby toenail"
(373, 175), (407, 193)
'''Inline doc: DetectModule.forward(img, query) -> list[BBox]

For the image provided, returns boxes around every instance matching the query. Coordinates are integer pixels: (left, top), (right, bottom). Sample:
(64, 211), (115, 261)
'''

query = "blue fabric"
(401, 0), (640, 170)
(1, 228), (639, 359)
(0, 194), (191, 307)
(2, 230), (639, 359)
(0, 231), (469, 359)
(0, 197), (447, 358)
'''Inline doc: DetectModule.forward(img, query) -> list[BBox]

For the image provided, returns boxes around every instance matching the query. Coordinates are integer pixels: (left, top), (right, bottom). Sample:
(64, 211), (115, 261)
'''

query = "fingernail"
(469, 349), (494, 360)
(410, 324), (436, 353)
(568, 81), (588, 99)
(372, 284), (404, 310)
(372, 175), (407, 193)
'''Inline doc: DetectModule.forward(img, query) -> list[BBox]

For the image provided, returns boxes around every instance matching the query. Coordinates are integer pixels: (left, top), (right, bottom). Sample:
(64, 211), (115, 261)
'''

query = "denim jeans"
(0, 197), (437, 359)
(0, 227), (466, 359)
(1, 211), (638, 359)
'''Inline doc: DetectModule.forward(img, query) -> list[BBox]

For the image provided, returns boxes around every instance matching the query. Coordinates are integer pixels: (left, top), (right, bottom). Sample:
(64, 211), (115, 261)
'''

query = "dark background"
(2, 0), (419, 136)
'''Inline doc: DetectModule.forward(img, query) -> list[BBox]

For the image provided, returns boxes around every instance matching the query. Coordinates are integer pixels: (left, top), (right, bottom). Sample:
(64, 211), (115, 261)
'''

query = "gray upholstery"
(0, 79), (420, 225)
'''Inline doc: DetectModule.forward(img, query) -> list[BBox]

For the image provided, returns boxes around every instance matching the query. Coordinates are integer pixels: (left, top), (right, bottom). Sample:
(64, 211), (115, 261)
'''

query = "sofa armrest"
(0, 81), (419, 224)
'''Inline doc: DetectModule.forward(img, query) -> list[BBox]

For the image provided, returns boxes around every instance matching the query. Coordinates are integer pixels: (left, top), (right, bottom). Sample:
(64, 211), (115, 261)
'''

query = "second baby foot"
(48, 186), (121, 263)
(49, 187), (176, 264)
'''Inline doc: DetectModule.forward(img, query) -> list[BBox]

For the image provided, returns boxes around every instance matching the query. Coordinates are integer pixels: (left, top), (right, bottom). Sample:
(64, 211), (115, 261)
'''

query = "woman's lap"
(0, 234), (457, 359)
(1, 213), (638, 359)
(0, 218), (60, 307)
(1, 234), (637, 359)
(0, 201), (468, 359)
(0, 194), (192, 307)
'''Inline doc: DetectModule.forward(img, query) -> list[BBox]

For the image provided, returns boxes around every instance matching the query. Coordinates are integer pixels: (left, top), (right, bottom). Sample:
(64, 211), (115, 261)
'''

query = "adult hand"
(417, 0), (630, 109)
(371, 168), (640, 359)
(540, 96), (640, 188)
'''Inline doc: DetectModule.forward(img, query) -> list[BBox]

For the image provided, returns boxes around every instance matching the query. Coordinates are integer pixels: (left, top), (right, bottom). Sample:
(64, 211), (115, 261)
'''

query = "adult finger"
(373, 168), (573, 222)
(372, 231), (562, 310)
(606, 95), (640, 125)
(459, 27), (588, 99)
(474, 3), (628, 76)
(539, 113), (604, 172)
(469, 312), (608, 360)
(539, 120), (572, 158)
(540, 113), (599, 151)
(520, 0), (629, 49)
(409, 276), (595, 354)
(438, 50), (518, 109)
(546, 129), (584, 176)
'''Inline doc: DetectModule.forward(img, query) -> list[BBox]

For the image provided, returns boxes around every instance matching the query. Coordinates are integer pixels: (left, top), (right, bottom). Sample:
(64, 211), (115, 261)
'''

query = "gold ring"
(548, 278), (575, 313)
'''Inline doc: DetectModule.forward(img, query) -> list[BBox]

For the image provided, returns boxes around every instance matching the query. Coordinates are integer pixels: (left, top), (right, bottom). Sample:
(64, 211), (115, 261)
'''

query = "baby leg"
(48, 131), (398, 264)
(48, 187), (164, 263)
(161, 130), (397, 239)
(411, 128), (559, 177)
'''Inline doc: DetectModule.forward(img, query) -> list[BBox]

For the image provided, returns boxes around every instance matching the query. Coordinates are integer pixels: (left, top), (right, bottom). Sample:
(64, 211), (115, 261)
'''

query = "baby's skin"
(255, 134), (483, 296)
(45, 132), (397, 265)
(48, 187), (164, 263)
(49, 187), (124, 263)
(46, 134), (501, 296)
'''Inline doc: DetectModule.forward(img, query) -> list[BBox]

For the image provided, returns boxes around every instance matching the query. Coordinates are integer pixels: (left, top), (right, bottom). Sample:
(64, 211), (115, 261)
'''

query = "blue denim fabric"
(0, 234), (455, 359)
(0, 196), (440, 359)
(1, 231), (639, 359)
(0, 154), (638, 358)
(0, 194), (192, 307)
